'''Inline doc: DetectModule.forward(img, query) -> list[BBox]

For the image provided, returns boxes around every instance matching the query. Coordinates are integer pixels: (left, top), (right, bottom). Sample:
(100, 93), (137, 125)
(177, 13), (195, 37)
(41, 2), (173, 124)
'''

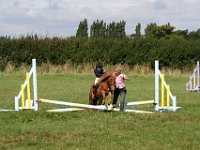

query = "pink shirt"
(115, 73), (126, 89)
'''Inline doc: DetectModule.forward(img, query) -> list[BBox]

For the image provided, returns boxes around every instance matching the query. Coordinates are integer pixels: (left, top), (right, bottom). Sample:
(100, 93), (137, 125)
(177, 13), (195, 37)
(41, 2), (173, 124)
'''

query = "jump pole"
(47, 108), (85, 112)
(125, 100), (154, 106)
(39, 98), (153, 113)
(47, 108), (153, 113)
(39, 98), (108, 110)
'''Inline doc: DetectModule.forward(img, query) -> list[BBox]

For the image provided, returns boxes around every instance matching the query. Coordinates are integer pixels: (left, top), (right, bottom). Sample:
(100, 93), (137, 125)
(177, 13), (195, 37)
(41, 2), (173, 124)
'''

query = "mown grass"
(0, 72), (200, 150)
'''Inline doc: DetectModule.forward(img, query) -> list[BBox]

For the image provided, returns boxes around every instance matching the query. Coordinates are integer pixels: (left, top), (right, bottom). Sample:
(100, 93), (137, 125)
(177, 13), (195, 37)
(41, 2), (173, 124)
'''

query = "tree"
(144, 23), (157, 38)
(106, 20), (126, 38)
(145, 23), (176, 39)
(90, 20), (106, 38)
(76, 19), (88, 37)
(188, 28), (200, 40)
(106, 21), (115, 38)
(135, 23), (141, 38)
(118, 20), (126, 38)
(173, 29), (188, 38)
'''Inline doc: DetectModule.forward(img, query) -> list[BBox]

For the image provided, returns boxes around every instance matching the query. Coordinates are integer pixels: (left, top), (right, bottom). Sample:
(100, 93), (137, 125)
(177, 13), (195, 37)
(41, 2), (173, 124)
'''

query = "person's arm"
(123, 74), (129, 80)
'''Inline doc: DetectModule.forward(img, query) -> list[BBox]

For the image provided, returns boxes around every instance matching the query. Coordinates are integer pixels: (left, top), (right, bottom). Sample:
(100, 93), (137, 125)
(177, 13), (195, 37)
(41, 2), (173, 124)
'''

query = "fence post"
(155, 60), (159, 111)
(197, 61), (199, 91)
(32, 59), (38, 111)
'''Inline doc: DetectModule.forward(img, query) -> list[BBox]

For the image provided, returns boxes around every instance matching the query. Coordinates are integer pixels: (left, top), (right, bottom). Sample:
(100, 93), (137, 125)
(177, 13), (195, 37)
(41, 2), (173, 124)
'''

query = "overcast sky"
(0, 0), (200, 37)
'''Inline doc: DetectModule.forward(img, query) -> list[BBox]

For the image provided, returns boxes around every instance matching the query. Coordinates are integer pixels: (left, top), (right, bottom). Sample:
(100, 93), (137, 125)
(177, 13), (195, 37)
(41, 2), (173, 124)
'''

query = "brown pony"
(89, 72), (115, 105)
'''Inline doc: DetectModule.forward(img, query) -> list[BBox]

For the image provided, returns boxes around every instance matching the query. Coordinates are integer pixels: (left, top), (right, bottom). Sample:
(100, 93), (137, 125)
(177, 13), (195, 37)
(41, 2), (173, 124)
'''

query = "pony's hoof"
(107, 105), (113, 111)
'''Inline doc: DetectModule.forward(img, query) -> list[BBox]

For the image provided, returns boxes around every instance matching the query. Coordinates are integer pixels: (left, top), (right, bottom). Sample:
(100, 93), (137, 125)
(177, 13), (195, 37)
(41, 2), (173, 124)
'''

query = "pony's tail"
(89, 86), (94, 105)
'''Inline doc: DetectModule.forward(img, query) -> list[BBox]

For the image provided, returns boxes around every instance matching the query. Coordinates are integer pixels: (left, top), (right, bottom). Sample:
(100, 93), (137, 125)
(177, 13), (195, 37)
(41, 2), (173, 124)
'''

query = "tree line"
(0, 19), (200, 71)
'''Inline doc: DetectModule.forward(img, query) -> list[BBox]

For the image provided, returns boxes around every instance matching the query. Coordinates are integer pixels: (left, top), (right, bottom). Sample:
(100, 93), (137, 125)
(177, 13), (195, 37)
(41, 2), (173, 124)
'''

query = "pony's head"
(108, 74), (115, 91)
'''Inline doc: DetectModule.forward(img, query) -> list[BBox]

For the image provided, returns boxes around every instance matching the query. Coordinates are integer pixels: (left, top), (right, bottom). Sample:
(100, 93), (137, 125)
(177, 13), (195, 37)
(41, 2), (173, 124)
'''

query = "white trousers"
(95, 77), (100, 84)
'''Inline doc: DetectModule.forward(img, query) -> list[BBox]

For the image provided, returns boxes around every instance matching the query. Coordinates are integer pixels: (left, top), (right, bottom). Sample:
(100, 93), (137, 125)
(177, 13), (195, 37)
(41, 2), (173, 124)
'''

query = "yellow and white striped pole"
(26, 73), (31, 109)
(21, 84), (25, 109)
(161, 74), (164, 108)
(167, 85), (170, 108)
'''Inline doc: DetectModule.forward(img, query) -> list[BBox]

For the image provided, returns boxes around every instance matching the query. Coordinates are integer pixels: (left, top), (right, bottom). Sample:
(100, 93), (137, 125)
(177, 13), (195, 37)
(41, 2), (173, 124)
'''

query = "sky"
(0, 0), (200, 37)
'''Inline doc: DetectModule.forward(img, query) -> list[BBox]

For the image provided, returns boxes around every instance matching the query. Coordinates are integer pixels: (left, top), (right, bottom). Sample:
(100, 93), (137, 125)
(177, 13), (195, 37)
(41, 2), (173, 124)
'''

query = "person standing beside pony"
(112, 67), (129, 111)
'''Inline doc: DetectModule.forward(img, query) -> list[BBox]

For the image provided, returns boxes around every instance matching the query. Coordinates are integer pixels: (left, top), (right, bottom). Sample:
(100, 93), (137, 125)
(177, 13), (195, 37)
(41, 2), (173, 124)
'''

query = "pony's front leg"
(101, 91), (106, 105)
(109, 88), (115, 104)
(109, 92), (112, 105)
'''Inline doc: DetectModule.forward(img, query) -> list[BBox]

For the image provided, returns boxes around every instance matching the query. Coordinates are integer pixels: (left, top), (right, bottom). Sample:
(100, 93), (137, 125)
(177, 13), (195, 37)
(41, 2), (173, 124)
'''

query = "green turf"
(0, 72), (200, 150)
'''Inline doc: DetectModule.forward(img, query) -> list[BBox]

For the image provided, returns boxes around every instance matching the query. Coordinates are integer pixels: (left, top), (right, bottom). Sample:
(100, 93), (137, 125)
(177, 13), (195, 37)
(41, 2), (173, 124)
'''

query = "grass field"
(0, 72), (200, 150)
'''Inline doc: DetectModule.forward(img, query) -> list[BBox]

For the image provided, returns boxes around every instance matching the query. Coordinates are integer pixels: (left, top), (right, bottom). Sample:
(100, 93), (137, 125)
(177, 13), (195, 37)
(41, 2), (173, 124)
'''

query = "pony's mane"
(98, 72), (111, 83)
